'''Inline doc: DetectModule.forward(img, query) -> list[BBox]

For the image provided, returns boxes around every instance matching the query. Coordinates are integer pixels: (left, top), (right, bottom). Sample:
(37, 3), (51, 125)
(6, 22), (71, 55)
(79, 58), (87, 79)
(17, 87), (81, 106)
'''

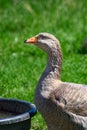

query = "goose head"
(24, 32), (61, 55)
(24, 32), (62, 77)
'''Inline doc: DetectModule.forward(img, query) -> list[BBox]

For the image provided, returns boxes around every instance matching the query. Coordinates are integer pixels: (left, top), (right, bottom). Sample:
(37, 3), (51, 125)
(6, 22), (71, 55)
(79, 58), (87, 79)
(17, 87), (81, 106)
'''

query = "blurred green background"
(0, 0), (87, 129)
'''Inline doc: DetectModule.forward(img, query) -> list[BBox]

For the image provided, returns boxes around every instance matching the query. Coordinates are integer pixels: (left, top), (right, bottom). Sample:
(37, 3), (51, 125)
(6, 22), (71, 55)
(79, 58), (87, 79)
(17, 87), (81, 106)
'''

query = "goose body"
(25, 33), (87, 130)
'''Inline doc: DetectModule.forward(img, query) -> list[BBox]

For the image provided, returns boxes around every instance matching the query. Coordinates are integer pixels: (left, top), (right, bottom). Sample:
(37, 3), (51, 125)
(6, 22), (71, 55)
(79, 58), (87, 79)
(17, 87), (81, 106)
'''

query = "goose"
(24, 33), (87, 130)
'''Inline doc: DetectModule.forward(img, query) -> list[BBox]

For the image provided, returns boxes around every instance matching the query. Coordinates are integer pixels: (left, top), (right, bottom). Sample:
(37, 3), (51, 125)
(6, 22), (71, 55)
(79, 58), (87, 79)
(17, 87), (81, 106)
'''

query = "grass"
(0, 0), (87, 129)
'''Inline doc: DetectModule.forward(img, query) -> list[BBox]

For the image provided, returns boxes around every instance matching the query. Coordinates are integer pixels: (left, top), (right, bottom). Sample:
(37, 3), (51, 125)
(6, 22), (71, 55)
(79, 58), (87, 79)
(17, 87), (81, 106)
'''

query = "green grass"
(0, 0), (87, 129)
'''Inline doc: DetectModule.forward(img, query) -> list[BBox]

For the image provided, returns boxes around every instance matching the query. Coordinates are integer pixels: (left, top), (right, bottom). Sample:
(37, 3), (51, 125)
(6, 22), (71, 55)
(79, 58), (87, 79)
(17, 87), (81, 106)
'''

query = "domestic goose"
(24, 33), (87, 130)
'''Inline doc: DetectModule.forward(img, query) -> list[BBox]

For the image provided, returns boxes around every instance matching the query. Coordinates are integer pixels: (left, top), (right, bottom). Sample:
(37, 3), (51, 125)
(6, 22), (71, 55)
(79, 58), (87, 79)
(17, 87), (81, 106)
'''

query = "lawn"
(0, 0), (87, 129)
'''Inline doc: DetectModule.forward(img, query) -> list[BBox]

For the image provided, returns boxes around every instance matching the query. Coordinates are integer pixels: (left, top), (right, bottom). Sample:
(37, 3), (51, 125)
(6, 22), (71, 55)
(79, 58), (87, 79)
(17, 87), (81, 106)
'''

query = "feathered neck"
(35, 39), (62, 105)
(35, 41), (62, 101)
(42, 42), (62, 80)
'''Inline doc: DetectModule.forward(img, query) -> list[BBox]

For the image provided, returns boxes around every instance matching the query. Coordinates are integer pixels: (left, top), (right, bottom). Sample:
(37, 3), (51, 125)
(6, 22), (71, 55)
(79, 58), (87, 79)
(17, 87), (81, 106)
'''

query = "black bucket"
(0, 98), (37, 130)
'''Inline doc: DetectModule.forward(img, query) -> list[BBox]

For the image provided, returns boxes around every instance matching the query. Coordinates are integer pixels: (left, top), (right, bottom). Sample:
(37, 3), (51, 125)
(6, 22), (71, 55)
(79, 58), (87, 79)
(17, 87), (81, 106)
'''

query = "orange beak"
(24, 36), (38, 44)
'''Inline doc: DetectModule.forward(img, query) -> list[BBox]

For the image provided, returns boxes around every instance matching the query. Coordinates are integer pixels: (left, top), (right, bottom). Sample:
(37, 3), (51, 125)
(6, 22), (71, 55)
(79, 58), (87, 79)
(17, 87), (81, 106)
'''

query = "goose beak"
(24, 36), (38, 44)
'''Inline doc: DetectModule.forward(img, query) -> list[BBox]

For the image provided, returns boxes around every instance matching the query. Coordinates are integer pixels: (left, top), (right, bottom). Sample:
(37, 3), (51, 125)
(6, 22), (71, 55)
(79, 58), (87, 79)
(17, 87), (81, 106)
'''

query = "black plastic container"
(0, 98), (37, 130)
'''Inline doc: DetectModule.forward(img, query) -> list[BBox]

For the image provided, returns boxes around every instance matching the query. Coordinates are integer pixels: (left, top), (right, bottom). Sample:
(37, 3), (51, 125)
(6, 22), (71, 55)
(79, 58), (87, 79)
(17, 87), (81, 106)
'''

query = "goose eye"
(41, 36), (46, 39)
(39, 35), (47, 39)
